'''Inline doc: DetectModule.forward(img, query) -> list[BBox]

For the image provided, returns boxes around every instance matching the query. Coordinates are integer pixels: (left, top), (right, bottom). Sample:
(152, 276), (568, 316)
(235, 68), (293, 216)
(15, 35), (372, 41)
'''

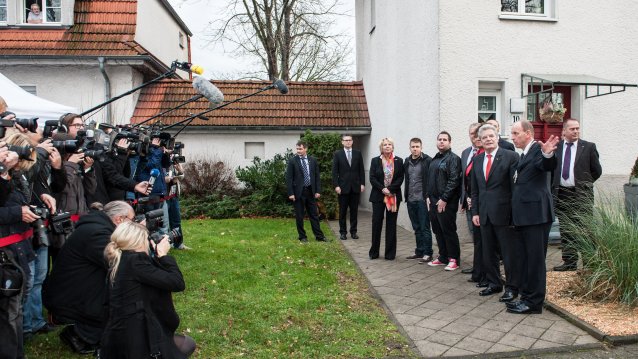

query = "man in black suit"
(470, 124), (522, 302)
(332, 134), (365, 240)
(552, 118), (602, 271)
(507, 120), (558, 314)
(460, 123), (483, 235)
(486, 118), (515, 151)
(286, 140), (326, 242)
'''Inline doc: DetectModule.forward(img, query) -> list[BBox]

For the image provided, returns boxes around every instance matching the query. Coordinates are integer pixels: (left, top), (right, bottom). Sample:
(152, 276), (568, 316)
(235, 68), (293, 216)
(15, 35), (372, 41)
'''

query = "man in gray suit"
(552, 118), (602, 271)
(506, 120), (558, 314)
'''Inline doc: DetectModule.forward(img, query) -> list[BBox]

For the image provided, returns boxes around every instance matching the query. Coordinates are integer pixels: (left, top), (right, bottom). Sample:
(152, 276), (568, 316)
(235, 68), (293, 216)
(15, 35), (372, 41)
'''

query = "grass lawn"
(26, 218), (414, 358)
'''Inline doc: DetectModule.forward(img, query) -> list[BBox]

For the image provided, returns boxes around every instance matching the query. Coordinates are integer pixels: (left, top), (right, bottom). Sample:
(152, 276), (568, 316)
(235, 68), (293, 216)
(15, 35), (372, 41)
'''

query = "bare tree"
(203, 0), (353, 81)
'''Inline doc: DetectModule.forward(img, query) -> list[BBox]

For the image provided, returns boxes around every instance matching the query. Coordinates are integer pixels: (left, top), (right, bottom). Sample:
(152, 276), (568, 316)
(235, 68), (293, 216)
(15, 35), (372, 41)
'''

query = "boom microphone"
(192, 76), (224, 106)
(175, 62), (204, 75)
(148, 168), (160, 189)
(273, 79), (289, 94)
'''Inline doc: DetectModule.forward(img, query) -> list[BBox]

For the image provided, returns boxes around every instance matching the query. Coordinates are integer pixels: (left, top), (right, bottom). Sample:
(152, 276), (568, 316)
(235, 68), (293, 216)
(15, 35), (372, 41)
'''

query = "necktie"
(301, 157), (311, 187)
(562, 142), (573, 180)
(485, 154), (493, 181)
(347, 150), (352, 166)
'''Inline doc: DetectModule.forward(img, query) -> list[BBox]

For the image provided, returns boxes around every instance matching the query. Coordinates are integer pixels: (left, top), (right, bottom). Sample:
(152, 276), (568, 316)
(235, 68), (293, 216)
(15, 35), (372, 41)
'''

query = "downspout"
(187, 35), (193, 81)
(98, 57), (112, 124)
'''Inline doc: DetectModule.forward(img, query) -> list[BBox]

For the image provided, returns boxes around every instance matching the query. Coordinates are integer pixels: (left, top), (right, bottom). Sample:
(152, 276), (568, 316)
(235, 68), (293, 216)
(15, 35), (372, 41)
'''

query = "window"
(500, 0), (556, 20)
(244, 142), (265, 160)
(526, 85), (571, 122)
(478, 91), (501, 124)
(178, 32), (185, 49)
(24, 0), (62, 24)
(0, 0), (7, 22)
(19, 85), (37, 95)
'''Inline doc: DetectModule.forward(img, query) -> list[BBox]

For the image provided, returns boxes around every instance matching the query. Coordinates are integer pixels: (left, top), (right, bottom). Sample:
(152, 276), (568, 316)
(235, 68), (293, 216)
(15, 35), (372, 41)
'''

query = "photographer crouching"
(43, 201), (136, 355)
(100, 221), (195, 358)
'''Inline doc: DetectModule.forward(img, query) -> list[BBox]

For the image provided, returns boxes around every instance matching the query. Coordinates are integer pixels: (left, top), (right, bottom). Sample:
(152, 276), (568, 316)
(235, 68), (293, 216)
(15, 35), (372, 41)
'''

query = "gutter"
(98, 57), (112, 124)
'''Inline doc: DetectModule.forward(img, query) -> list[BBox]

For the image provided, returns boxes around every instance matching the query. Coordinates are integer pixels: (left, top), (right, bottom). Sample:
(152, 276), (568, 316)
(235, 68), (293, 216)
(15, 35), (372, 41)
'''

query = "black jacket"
(427, 149), (462, 203)
(403, 154), (431, 202)
(286, 155), (321, 198)
(369, 156), (404, 203)
(100, 252), (186, 359)
(43, 210), (115, 327)
(331, 148), (365, 194)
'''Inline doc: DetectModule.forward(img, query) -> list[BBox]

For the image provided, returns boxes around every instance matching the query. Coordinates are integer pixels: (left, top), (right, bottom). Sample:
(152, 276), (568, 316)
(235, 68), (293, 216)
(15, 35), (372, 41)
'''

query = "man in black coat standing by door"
(507, 120), (558, 314)
(332, 134), (365, 240)
(552, 118), (602, 271)
(286, 140), (326, 242)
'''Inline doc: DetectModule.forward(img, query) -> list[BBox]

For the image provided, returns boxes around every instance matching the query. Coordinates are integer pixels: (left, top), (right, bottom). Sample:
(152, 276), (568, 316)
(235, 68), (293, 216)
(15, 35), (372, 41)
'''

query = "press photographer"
(43, 201), (136, 355)
(100, 221), (195, 358)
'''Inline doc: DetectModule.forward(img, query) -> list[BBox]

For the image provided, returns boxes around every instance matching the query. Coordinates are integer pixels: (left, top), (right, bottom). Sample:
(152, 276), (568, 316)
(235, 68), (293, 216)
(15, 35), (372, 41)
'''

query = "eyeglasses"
(70, 123), (85, 129)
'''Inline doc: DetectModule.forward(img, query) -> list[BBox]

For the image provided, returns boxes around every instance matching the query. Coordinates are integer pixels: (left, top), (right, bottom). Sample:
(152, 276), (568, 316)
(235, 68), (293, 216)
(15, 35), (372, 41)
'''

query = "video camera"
(112, 125), (151, 156)
(50, 130), (106, 162)
(171, 142), (185, 163)
(29, 207), (74, 248)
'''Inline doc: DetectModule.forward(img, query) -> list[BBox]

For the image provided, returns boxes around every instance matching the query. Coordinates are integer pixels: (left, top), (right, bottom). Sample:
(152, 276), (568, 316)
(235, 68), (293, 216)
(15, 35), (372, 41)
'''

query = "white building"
(0, 0), (192, 125)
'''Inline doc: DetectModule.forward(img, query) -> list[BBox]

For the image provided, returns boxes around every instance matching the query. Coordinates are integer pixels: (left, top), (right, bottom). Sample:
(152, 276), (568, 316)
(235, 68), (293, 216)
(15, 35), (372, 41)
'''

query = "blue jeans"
(23, 245), (48, 334)
(406, 200), (433, 257)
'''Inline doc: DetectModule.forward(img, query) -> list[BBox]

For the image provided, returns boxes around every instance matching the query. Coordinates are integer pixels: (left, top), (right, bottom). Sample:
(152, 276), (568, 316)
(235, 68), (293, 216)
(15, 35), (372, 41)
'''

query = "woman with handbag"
(100, 221), (195, 358)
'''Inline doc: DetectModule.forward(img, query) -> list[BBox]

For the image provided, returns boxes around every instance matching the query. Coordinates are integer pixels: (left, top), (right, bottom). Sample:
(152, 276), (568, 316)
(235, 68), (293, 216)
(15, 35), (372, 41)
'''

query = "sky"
(167, 0), (356, 80)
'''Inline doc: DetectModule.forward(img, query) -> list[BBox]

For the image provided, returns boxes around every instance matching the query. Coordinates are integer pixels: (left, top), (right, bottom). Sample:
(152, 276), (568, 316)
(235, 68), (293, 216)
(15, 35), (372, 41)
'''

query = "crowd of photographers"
(0, 96), (194, 358)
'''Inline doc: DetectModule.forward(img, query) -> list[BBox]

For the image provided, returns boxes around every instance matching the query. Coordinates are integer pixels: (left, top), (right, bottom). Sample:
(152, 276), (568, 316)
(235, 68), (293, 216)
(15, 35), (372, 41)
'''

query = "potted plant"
(624, 155), (638, 217)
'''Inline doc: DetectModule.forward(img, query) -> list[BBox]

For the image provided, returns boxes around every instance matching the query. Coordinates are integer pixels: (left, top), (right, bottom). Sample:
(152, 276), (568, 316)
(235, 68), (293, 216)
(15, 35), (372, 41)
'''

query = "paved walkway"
(328, 211), (601, 358)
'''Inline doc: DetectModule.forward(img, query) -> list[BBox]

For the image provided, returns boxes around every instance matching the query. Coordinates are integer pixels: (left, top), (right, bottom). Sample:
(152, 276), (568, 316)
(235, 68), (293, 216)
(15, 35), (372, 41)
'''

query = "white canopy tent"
(0, 72), (78, 125)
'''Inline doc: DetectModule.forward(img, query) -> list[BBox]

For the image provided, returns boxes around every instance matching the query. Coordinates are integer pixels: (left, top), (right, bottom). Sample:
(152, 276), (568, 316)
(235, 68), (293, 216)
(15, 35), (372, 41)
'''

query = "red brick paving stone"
(497, 332), (537, 350)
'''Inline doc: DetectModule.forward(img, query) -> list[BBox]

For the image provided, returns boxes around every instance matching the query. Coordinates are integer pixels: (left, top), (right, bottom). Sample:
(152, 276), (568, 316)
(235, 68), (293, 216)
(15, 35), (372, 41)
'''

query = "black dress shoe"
(316, 237), (328, 242)
(59, 326), (97, 355)
(475, 282), (489, 288)
(479, 287), (503, 296)
(506, 302), (542, 314)
(340, 234), (347, 240)
(351, 233), (359, 239)
(467, 278), (479, 283)
(299, 237), (308, 243)
(505, 300), (522, 309)
(461, 267), (474, 274)
(553, 263), (577, 271)
(499, 291), (518, 302)
(369, 255), (378, 260)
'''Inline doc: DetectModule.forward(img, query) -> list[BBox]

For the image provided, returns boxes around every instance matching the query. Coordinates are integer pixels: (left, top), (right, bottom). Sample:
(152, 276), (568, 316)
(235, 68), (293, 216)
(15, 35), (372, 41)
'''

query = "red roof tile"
(0, 0), (144, 57)
(130, 80), (370, 128)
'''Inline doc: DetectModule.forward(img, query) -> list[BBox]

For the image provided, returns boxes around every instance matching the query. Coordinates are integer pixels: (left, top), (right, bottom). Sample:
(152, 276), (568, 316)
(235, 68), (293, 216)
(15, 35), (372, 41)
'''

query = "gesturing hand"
(538, 135), (559, 154)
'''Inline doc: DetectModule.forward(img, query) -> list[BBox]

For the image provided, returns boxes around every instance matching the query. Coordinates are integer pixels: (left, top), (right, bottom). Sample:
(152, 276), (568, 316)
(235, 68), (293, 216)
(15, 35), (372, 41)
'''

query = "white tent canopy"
(0, 72), (78, 124)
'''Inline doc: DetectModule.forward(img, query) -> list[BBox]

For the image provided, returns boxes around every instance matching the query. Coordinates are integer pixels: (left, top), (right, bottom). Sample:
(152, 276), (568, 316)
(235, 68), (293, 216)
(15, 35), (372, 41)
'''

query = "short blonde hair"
(378, 137), (395, 153)
(0, 96), (7, 113)
(5, 133), (37, 172)
(104, 221), (149, 283)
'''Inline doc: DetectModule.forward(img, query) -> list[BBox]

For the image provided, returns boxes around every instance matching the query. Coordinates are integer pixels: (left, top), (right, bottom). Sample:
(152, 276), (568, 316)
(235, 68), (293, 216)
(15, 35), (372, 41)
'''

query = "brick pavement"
(328, 211), (602, 358)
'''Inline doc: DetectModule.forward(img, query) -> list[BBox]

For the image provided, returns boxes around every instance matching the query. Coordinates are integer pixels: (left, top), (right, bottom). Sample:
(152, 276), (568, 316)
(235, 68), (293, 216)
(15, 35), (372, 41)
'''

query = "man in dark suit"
(470, 124), (522, 302)
(286, 140), (326, 242)
(507, 120), (558, 314)
(486, 118), (515, 151)
(552, 118), (602, 271)
(332, 134), (365, 240)
(460, 123), (483, 235)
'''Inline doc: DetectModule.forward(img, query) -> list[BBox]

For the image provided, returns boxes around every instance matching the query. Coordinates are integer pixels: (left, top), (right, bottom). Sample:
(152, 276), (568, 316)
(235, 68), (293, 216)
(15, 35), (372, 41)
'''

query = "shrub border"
(545, 301), (638, 346)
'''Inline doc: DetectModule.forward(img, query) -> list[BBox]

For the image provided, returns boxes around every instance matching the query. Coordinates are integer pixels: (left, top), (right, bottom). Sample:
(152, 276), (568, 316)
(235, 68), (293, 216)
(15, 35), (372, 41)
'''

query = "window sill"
(499, 14), (558, 22)
(3, 23), (70, 29)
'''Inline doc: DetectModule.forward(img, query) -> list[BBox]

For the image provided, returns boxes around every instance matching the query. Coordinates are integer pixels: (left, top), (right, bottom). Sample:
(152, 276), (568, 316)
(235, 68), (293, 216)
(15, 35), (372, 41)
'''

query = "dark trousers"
(74, 322), (104, 346)
(470, 223), (484, 282)
(556, 186), (592, 265)
(370, 201), (399, 259)
(293, 187), (324, 240)
(428, 198), (460, 264)
(0, 249), (25, 359)
(516, 222), (552, 309)
(406, 200), (433, 257)
(338, 192), (360, 235)
(481, 219), (522, 292)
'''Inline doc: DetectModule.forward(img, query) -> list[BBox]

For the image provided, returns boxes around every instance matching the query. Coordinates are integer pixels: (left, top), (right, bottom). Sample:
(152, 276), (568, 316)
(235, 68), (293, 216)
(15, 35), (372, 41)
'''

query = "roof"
(130, 80), (371, 130)
(0, 0), (190, 57)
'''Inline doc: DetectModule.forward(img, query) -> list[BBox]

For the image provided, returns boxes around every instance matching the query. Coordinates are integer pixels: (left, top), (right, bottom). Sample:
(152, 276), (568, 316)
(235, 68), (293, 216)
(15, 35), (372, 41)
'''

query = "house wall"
(0, 64), (142, 126)
(438, 0), (638, 176)
(356, 0), (440, 219)
(136, 0), (190, 70)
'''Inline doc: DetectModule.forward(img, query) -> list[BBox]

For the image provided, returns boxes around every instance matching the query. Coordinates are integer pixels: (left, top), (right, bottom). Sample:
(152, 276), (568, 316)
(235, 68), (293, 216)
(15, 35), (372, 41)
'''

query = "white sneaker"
(444, 259), (459, 271)
(418, 255), (433, 264)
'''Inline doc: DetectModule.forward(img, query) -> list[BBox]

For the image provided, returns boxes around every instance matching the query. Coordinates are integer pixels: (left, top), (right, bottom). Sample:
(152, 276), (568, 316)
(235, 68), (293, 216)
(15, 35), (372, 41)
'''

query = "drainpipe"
(98, 57), (112, 124)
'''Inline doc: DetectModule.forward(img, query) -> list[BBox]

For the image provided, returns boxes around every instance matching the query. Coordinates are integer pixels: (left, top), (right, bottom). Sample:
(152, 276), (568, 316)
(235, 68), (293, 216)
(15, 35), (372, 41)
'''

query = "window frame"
(499, 0), (557, 22)
(526, 85), (571, 122)
(0, 0), (8, 23)
(477, 90), (502, 128)
(24, 0), (62, 24)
